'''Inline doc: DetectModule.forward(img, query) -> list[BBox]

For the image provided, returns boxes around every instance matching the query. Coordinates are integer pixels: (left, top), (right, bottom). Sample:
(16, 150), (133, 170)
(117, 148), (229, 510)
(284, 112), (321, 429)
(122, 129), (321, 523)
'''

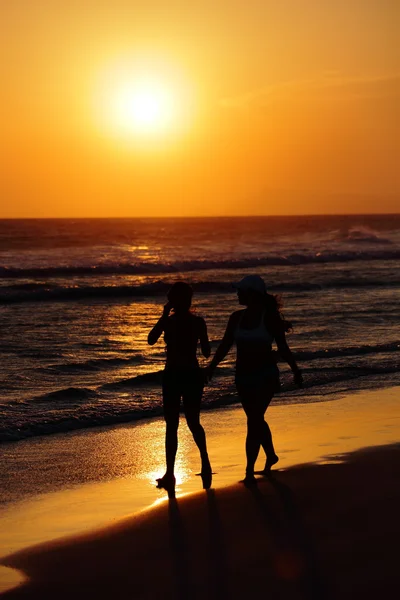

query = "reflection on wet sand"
(0, 386), (398, 581)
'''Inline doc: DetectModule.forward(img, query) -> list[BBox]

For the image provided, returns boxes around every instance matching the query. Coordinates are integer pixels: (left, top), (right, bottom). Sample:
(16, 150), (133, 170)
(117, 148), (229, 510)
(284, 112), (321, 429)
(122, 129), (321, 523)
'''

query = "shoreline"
(3, 372), (399, 445)
(0, 385), (399, 594)
(1, 384), (399, 502)
(1, 442), (399, 598)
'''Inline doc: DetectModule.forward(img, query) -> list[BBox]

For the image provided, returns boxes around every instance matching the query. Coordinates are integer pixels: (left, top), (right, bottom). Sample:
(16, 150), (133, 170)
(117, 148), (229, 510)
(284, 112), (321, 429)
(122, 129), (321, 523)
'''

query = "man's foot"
(263, 454), (279, 474)
(242, 473), (258, 487)
(200, 460), (212, 489)
(156, 473), (176, 496)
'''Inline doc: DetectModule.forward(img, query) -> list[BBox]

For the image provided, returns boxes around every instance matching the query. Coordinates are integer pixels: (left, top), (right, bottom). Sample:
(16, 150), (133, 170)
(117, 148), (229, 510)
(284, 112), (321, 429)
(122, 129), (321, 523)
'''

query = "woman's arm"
(207, 312), (240, 377)
(147, 302), (172, 346)
(199, 318), (211, 358)
(274, 327), (303, 386)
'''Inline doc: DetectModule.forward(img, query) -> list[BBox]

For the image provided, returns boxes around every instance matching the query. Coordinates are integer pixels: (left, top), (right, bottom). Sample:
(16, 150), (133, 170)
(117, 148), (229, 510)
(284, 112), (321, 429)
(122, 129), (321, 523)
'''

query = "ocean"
(1, 215), (399, 442)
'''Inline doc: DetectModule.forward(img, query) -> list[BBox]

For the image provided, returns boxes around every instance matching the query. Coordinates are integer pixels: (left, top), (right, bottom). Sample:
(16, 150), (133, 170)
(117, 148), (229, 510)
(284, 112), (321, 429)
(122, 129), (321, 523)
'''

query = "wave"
(27, 340), (400, 393)
(32, 387), (97, 403)
(43, 355), (146, 374)
(342, 226), (393, 244)
(23, 339), (400, 401)
(294, 341), (400, 361)
(0, 282), (170, 304)
(2, 364), (399, 442)
(23, 372), (163, 407)
(1, 276), (400, 304)
(2, 248), (400, 281)
(101, 371), (163, 389)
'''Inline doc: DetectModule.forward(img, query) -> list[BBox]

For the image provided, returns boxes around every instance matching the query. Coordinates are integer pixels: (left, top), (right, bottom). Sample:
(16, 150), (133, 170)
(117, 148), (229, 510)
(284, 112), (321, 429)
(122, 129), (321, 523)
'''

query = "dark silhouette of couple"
(148, 276), (302, 495)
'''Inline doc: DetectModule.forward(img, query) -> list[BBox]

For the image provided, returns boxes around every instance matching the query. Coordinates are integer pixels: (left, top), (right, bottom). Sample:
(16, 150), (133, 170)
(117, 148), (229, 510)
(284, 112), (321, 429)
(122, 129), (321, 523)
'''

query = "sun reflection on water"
(141, 436), (193, 488)
(146, 462), (191, 488)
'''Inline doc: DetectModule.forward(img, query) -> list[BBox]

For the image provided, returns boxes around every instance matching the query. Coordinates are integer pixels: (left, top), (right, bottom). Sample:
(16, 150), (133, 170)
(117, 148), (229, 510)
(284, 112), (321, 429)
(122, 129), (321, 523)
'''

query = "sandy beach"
(3, 0), (400, 594)
(1, 386), (399, 597)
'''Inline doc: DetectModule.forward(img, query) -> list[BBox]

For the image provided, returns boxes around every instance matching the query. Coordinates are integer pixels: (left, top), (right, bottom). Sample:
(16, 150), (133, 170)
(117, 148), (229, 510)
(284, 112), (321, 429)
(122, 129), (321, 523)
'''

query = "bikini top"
(234, 311), (274, 347)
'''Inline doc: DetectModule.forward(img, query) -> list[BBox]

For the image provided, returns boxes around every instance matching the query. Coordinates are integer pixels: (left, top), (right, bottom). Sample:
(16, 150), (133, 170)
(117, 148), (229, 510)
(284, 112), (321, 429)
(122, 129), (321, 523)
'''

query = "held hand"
(293, 370), (303, 388)
(203, 365), (215, 383)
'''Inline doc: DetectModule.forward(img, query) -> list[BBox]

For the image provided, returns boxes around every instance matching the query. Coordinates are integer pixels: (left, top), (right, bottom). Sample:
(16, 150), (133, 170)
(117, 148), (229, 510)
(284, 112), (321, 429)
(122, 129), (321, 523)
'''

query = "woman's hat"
(233, 275), (267, 294)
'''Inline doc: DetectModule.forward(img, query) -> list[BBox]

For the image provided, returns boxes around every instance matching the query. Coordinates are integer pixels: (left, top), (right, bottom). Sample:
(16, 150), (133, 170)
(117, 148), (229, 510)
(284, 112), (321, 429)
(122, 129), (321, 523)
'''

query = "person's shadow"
(206, 489), (227, 599)
(0, 479), (323, 599)
(248, 474), (326, 599)
(168, 498), (191, 599)
(167, 490), (227, 600)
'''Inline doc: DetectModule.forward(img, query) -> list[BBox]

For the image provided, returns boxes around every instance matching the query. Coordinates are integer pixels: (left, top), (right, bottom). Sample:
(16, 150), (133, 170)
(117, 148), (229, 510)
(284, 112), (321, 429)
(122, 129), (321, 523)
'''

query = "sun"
(110, 78), (175, 135)
(94, 59), (196, 143)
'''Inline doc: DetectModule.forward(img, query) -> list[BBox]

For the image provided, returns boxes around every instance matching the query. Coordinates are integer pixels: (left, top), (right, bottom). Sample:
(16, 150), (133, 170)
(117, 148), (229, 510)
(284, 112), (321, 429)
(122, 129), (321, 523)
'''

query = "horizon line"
(1, 212), (400, 220)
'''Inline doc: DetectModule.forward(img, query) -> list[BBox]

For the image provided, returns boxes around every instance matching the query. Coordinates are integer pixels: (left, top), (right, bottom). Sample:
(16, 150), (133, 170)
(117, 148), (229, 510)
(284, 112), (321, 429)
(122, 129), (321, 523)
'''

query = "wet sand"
(1, 443), (399, 599)
(0, 387), (399, 597)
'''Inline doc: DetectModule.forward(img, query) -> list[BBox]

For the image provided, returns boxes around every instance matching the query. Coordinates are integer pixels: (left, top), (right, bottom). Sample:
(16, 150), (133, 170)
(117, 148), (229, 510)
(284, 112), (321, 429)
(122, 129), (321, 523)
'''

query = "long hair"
(264, 293), (293, 333)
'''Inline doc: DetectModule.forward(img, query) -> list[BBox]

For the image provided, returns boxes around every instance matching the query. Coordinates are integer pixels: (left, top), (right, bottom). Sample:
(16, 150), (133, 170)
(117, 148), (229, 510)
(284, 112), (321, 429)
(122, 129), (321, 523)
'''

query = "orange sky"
(1, 0), (399, 217)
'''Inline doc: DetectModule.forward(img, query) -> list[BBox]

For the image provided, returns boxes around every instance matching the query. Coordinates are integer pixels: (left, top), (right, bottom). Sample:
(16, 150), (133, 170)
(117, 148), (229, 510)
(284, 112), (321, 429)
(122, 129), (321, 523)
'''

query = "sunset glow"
(103, 77), (177, 136)
(1, 1), (398, 217)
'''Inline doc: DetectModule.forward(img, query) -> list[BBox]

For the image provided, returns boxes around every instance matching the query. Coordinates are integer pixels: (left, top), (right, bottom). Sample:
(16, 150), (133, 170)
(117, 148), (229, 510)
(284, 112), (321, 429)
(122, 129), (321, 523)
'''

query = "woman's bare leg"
(184, 404), (209, 460)
(165, 414), (179, 476)
(160, 389), (180, 484)
(239, 384), (276, 480)
(184, 396), (212, 488)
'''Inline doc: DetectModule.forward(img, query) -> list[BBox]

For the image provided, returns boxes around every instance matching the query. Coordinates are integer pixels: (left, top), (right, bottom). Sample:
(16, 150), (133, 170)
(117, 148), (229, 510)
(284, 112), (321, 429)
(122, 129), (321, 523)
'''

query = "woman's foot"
(156, 473), (176, 495)
(242, 472), (258, 487)
(263, 453), (279, 474)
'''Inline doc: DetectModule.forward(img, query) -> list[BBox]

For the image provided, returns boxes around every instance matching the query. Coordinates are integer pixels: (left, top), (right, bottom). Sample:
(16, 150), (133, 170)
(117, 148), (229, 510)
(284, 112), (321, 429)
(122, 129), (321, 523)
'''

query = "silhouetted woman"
(148, 282), (212, 494)
(207, 275), (302, 485)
